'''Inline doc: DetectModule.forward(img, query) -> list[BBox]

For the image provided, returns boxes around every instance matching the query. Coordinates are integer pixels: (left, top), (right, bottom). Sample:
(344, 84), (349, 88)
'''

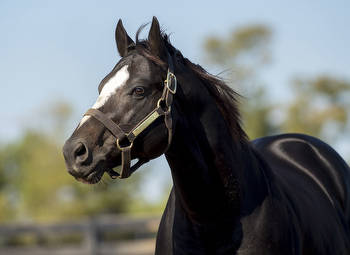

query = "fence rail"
(0, 215), (161, 255)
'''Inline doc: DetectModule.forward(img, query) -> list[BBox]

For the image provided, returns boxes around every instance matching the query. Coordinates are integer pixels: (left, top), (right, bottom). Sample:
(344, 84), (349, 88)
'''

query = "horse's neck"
(165, 93), (268, 224)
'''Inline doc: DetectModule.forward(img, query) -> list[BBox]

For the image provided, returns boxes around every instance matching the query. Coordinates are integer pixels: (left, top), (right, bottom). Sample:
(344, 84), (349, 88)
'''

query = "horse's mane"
(134, 26), (248, 143)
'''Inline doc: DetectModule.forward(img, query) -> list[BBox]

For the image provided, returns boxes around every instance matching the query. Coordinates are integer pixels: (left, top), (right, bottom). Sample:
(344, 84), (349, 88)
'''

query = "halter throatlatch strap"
(84, 54), (176, 179)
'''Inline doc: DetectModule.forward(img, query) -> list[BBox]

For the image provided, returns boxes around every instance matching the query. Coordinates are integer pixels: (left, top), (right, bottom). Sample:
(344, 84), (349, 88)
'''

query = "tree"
(0, 149), (15, 221)
(282, 76), (350, 142)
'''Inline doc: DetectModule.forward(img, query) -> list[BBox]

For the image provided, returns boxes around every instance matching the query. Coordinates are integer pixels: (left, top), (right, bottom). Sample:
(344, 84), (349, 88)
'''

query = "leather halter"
(84, 55), (177, 179)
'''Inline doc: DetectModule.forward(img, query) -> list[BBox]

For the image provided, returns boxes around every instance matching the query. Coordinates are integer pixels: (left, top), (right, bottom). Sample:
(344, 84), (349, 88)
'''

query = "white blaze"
(77, 65), (129, 129)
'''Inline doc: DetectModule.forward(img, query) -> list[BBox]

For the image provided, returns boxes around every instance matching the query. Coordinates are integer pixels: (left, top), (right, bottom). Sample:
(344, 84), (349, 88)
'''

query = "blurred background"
(0, 0), (349, 254)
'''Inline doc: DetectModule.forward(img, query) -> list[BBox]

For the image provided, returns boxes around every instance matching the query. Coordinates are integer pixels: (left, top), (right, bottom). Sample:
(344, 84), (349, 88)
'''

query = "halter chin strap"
(84, 54), (176, 179)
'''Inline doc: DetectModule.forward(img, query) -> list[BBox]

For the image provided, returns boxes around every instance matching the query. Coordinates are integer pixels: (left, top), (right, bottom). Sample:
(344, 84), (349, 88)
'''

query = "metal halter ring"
(116, 138), (133, 151)
(157, 98), (171, 114)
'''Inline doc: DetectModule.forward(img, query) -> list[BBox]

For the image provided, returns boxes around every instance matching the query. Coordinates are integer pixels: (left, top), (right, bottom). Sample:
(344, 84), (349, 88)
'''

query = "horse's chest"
(157, 211), (243, 254)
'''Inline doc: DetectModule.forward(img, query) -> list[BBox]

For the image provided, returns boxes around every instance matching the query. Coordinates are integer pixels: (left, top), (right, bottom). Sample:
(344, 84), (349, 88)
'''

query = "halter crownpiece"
(84, 54), (176, 179)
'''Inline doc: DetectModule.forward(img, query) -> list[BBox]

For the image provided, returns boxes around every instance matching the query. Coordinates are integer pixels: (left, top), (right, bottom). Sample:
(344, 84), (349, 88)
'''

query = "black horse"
(63, 17), (350, 254)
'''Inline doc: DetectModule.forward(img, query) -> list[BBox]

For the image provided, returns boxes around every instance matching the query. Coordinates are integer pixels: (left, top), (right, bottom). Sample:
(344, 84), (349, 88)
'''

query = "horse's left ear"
(115, 19), (135, 57)
(148, 16), (166, 59)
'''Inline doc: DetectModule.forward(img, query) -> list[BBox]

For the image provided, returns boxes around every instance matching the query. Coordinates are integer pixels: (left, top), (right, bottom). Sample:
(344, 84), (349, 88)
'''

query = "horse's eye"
(133, 86), (145, 96)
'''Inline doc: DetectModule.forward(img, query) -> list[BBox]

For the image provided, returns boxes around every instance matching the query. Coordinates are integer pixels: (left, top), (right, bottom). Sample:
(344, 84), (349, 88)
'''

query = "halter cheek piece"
(84, 55), (177, 179)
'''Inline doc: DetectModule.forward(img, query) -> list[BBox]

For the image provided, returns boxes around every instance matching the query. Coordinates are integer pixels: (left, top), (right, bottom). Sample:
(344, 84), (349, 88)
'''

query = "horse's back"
(252, 133), (350, 253)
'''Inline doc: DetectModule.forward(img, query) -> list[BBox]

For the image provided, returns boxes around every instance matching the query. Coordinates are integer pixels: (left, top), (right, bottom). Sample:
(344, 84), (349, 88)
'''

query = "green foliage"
(242, 87), (277, 138)
(282, 76), (350, 138)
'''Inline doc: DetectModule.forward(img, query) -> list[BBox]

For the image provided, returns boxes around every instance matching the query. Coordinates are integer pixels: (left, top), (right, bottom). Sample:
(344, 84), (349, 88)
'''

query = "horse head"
(63, 17), (176, 184)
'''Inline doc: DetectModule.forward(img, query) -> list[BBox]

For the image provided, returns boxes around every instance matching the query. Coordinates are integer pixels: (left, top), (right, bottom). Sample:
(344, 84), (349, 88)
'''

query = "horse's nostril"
(74, 143), (86, 157)
(73, 142), (89, 165)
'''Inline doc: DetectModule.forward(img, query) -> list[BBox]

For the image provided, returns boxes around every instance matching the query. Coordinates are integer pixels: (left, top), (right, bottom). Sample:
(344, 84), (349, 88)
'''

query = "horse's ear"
(115, 19), (134, 57)
(148, 17), (166, 59)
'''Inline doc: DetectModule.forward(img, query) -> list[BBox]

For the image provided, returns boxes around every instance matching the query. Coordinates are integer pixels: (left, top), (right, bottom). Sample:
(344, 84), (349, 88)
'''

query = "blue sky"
(1, 0), (349, 201)
(1, 0), (349, 141)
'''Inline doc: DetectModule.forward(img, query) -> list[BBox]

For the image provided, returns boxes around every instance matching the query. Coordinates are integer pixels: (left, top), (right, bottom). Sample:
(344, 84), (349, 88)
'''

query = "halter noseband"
(84, 55), (177, 179)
